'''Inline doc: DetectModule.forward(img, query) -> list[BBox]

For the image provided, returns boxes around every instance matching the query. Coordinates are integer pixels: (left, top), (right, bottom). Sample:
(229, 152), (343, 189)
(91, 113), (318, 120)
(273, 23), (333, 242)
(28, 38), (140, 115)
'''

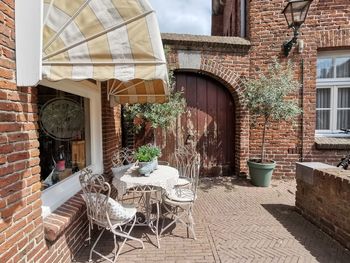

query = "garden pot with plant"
(134, 145), (161, 176)
(243, 59), (302, 187)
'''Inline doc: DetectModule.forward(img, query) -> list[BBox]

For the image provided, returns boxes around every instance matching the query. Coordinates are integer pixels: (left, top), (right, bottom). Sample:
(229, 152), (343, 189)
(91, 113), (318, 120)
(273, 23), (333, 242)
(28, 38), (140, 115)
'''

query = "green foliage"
(243, 58), (302, 162)
(243, 59), (301, 122)
(134, 145), (161, 162)
(123, 70), (186, 133)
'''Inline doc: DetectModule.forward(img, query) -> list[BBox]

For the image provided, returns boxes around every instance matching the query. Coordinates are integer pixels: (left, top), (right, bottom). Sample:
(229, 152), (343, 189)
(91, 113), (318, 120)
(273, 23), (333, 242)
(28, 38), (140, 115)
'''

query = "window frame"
(316, 51), (350, 136)
(39, 79), (103, 218)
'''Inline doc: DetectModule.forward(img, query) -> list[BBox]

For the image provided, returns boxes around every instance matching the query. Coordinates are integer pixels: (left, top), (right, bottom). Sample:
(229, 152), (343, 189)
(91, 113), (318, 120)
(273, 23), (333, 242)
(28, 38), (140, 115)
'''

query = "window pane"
(337, 87), (350, 108)
(38, 85), (91, 190)
(337, 110), (350, 130)
(317, 58), (333, 79)
(316, 110), (330, 130)
(336, 57), (350, 78)
(316, 88), (331, 108)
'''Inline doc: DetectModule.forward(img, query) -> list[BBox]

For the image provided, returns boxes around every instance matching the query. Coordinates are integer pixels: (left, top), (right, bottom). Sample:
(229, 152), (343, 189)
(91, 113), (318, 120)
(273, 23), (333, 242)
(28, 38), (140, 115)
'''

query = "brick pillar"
(101, 82), (122, 179)
(0, 1), (44, 261)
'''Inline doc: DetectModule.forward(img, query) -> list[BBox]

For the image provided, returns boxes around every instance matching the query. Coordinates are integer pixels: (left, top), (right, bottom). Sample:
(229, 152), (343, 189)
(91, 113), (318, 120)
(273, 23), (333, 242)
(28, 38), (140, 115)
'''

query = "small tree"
(243, 59), (302, 163)
(123, 70), (186, 141)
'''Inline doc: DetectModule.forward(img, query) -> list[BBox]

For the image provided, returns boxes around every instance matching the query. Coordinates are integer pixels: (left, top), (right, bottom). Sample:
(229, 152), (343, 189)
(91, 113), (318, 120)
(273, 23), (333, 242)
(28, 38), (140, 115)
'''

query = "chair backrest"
(174, 145), (198, 180)
(111, 147), (135, 167)
(79, 168), (111, 226)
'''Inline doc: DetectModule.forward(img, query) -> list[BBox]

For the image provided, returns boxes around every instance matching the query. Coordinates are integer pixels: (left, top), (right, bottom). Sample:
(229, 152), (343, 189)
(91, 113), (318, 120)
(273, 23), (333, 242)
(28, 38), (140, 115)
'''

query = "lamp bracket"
(283, 27), (300, 57)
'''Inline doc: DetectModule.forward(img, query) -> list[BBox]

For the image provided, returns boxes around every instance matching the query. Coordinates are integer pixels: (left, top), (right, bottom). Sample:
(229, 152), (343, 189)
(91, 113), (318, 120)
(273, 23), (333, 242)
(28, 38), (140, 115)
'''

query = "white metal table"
(112, 164), (179, 247)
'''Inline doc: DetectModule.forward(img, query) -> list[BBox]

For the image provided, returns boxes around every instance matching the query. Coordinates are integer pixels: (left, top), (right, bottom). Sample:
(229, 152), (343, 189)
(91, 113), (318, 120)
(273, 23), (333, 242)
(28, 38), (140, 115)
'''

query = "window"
(38, 86), (91, 190)
(39, 80), (102, 217)
(316, 52), (350, 134)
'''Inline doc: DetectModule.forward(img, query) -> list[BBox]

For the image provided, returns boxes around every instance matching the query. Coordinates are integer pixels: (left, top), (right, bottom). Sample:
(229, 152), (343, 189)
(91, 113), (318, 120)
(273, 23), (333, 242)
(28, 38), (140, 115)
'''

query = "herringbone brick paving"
(74, 178), (350, 262)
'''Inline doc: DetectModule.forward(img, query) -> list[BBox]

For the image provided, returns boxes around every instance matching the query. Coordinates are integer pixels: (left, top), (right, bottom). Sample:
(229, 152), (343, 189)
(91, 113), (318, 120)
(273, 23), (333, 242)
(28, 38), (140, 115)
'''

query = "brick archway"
(172, 57), (249, 174)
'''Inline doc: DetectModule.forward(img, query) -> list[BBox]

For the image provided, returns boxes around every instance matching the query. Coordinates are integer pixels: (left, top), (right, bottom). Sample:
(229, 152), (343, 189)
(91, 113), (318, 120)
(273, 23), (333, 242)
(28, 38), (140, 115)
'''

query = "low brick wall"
(296, 162), (350, 250)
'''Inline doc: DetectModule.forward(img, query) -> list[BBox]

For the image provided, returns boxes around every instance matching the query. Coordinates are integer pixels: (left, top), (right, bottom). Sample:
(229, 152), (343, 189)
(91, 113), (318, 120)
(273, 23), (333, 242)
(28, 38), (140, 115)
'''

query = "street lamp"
(282, 0), (313, 57)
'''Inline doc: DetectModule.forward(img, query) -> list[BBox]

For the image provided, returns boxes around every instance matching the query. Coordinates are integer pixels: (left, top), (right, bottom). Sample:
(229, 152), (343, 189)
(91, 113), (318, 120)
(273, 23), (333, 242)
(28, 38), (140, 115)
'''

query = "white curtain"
(337, 87), (350, 129)
(316, 88), (331, 130)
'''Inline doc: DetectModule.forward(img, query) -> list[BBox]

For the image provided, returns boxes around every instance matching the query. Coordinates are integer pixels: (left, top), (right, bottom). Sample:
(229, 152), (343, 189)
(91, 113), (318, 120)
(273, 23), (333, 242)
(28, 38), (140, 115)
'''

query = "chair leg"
(113, 216), (144, 262)
(155, 202), (160, 248)
(89, 228), (105, 262)
(188, 207), (196, 240)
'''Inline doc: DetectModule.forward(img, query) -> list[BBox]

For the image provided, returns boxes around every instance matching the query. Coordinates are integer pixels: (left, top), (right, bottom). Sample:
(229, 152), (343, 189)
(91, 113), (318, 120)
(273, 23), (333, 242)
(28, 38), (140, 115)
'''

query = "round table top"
(112, 164), (179, 197)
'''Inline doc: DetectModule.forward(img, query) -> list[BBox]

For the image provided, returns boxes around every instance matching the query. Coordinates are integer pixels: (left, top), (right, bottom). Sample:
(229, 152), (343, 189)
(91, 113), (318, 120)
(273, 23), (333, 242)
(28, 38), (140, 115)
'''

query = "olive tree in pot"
(243, 59), (302, 187)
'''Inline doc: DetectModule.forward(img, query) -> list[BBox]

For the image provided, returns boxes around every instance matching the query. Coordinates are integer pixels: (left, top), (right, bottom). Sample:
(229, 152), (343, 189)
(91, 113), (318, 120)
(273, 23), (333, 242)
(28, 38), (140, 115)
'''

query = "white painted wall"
(15, 0), (43, 86)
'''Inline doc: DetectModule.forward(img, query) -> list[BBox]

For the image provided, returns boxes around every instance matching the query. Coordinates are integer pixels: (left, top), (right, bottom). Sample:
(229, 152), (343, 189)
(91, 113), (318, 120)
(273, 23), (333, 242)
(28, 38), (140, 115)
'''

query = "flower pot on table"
(138, 158), (158, 176)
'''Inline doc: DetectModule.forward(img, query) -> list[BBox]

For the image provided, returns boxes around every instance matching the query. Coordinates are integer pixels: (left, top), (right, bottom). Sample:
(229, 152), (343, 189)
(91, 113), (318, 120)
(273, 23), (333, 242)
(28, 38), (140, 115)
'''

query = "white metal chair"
(111, 147), (135, 167)
(173, 145), (198, 188)
(160, 153), (200, 239)
(80, 168), (144, 262)
(111, 147), (136, 201)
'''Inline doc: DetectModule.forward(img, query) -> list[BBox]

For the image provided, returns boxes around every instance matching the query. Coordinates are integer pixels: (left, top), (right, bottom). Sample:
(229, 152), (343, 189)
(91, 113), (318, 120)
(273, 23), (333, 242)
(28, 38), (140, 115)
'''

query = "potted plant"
(243, 59), (302, 187)
(134, 145), (161, 176)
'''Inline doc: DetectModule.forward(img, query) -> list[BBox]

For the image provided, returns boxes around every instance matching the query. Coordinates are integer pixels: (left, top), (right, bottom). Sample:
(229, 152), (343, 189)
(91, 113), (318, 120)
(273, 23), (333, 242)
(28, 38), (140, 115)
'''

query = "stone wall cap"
(315, 136), (350, 150)
(161, 33), (251, 48)
(296, 162), (335, 169)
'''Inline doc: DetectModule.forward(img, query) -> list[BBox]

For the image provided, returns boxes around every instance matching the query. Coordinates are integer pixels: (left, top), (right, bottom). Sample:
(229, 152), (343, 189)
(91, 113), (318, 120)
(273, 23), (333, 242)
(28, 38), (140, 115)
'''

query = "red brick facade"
(212, 0), (350, 177)
(0, 1), (122, 262)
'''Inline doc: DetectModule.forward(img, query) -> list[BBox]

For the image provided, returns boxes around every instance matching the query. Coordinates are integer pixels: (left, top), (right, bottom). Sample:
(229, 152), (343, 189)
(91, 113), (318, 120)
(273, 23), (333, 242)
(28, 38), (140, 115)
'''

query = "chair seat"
(82, 194), (137, 222)
(175, 177), (191, 187)
(110, 205), (137, 226)
(166, 188), (195, 202)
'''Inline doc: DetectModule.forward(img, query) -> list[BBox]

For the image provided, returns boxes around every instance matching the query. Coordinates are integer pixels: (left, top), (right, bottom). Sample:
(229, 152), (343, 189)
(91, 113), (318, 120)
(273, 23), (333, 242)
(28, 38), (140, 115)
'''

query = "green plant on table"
(134, 145), (161, 162)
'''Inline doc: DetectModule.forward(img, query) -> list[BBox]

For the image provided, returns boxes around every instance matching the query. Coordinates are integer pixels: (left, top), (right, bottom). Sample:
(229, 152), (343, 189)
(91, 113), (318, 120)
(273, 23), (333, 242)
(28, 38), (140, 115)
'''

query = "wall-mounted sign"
(39, 98), (84, 141)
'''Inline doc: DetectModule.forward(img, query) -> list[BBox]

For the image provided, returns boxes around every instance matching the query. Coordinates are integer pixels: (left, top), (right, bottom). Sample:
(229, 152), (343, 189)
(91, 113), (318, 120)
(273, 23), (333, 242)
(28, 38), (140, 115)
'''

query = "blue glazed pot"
(138, 158), (158, 176)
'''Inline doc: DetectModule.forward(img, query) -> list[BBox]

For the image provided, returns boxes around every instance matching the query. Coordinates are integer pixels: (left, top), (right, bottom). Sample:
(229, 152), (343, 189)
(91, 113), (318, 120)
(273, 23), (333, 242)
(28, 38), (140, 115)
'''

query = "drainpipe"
(300, 58), (304, 162)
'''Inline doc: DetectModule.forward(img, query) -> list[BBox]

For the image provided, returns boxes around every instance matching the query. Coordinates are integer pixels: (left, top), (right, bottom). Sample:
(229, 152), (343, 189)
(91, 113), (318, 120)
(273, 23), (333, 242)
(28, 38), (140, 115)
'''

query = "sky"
(148, 0), (212, 35)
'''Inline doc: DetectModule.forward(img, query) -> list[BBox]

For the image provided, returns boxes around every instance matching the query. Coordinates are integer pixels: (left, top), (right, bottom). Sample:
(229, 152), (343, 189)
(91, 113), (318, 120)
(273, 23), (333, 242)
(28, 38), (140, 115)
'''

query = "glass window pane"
(38, 85), (91, 190)
(316, 110), (330, 130)
(291, 2), (309, 23)
(317, 58), (333, 79)
(337, 109), (350, 130)
(316, 88), (331, 108)
(338, 87), (350, 108)
(336, 57), (350, 78)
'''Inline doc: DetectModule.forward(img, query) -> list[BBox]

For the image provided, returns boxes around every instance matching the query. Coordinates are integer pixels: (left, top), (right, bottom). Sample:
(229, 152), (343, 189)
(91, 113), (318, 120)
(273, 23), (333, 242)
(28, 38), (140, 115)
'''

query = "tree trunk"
(261, 118), (268, 163)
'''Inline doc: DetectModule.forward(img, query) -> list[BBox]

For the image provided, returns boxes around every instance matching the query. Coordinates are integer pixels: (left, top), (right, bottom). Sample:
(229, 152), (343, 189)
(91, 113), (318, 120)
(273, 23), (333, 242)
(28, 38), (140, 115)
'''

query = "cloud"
(149, 0), (211, 35)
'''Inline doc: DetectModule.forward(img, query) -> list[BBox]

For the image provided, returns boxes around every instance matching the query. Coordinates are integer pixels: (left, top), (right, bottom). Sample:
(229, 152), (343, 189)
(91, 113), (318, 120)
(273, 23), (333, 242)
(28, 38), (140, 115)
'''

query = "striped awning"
(42, 0), (168, 105)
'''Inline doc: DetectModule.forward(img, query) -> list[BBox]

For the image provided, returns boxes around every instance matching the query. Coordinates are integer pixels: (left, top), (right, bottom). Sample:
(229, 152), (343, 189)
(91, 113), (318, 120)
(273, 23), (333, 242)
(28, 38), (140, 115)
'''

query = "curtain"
(337, 87), (350, 129)
(336, 57), (350, 78)
(316, 88), (331, 130)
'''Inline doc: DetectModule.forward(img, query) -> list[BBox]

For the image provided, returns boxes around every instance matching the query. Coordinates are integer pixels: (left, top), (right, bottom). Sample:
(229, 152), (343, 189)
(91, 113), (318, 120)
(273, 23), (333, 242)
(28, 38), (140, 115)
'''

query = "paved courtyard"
(74, 178), (350, 263)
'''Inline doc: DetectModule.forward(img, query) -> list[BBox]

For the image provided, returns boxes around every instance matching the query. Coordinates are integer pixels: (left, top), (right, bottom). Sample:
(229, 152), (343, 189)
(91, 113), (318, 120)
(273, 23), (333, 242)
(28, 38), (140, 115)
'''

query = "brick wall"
(101, 82), (122, 179)
(0, 1), (46, 261)
(296, 163), (350, 249)
(0, 1), (122, 262)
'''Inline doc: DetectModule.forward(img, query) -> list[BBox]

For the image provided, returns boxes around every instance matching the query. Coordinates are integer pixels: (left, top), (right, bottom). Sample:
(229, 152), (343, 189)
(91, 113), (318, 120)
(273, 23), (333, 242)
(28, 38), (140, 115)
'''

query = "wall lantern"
(282, 0), (312, 57)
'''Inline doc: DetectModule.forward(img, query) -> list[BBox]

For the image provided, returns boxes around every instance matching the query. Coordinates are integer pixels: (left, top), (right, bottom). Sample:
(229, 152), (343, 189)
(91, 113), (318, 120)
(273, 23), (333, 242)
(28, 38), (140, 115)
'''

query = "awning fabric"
(42, 0), (168, 105)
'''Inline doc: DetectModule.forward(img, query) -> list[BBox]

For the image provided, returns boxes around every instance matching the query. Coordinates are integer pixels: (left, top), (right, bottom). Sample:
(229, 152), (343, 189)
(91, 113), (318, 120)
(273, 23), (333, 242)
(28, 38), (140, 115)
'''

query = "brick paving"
(74, 178), (350, 263)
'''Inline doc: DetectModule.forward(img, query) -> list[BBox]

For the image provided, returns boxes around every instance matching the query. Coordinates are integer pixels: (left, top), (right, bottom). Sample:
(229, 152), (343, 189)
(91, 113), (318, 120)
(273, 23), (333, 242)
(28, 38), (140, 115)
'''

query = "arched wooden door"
(156, 71), (236, 176)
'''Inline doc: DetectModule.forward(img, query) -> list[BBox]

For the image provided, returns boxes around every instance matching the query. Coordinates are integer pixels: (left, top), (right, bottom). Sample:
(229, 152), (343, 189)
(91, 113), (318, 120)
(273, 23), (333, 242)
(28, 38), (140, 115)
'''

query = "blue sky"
(148, 0), (212, 35)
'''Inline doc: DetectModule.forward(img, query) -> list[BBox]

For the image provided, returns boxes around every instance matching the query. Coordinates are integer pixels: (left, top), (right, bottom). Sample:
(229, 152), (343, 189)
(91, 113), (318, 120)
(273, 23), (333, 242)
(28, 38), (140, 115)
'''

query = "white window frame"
(316, 51), (350, 137)
(39, 79), (103, 218)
